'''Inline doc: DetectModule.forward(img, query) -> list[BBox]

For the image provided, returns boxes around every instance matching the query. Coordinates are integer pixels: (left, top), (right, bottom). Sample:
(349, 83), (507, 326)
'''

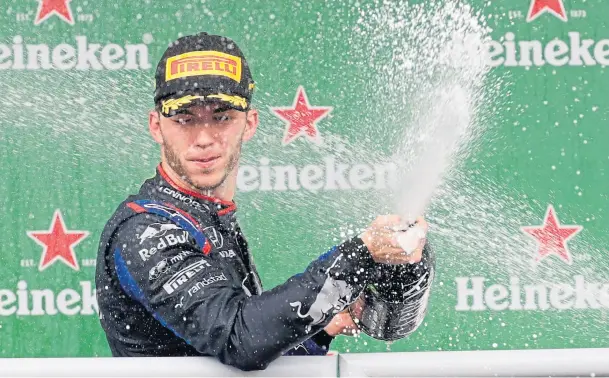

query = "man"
(95, 32), (427, 371)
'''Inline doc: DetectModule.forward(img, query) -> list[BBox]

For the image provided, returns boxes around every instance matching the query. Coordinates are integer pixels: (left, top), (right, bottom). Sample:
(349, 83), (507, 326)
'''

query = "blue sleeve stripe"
(114, 247), (147, 303)
(128, 200), (210, 253)
(302, 339), (328, 355)
(283, 339), (328, 356)
(113, 248), (190, 344)
(317, 246), (338, 262)
(291, 246), (338, 278)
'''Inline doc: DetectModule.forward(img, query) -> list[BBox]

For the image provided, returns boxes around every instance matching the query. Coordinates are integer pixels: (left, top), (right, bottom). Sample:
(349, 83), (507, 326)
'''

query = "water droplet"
(142, 33), (154, 44)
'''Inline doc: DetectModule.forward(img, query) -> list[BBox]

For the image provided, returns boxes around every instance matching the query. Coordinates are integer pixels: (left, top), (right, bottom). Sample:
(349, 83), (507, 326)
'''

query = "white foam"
(350, 0), (494, 222)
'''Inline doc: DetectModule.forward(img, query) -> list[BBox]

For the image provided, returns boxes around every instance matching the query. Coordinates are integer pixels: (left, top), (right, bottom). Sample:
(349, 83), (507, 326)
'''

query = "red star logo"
(270, 86), (333, 145)
(34, 0), (75, 25)
(27, 210), (88, 271)
(527, 0), (568, 22)
(521, 205), (582, 265)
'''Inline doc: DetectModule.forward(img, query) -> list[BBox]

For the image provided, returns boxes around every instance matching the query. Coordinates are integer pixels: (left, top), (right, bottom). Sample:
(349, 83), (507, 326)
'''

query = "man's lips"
(189, 156), (220, 168)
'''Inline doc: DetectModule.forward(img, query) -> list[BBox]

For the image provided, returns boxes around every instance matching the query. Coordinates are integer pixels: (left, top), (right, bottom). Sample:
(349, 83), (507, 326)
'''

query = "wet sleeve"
(284, 330), (335, 356)
(111, 213), (375, 371)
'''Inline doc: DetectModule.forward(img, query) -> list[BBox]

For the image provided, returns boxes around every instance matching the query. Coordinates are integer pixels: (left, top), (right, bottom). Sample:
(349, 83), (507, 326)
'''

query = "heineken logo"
(449, 32), (609, 68)
(270, 86), (332, 146)
(526, 0), (568, 22)
(237, 156), (397, 192)
(27, 210), (88, 271)
(7, 0), (151, 70)
(487, 32), (609, 68)
(455, 206), (596, 312)
(237, 86), (398, 193)
(455, 275), (609, 311)
(0, 210), (99, 318)
(0, 281), (98, 316)
(0, 35), (152, 70)
(34, 0), (75, 25)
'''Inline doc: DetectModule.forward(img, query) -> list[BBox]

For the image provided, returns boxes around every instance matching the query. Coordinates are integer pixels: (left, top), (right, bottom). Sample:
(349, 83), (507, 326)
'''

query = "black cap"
(154, 32), (255, 117)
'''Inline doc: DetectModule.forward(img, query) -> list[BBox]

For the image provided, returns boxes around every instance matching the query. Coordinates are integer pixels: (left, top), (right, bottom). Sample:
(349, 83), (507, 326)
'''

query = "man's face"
(149, 103), (258, 192)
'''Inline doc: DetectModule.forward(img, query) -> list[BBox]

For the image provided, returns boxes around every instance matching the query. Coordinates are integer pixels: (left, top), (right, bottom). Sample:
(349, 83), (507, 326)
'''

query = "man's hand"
(325, 216), (428, 336)
(360, 215), (428, 265)
(324, 310), (359, 337)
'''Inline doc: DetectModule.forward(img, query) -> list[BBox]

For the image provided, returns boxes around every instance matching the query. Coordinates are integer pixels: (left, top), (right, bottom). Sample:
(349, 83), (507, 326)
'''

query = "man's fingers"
(383, 239), (426, 264)
(389, 232), (405, 249)
(380, 247), (414, 264)
(365, 215), (428, 265)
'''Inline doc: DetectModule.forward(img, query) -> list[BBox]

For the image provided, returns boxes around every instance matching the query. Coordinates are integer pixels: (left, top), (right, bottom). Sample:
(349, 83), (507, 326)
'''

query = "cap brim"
(159, 92), (249, 117)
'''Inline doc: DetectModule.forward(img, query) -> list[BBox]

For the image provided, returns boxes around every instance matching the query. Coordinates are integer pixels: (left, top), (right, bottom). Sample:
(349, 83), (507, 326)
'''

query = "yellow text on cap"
(165, 51), (242, 82)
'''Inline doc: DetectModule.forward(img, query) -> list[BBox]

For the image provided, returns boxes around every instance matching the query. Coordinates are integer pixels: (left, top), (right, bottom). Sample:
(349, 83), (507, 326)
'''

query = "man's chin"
(187, 174), (225, 192)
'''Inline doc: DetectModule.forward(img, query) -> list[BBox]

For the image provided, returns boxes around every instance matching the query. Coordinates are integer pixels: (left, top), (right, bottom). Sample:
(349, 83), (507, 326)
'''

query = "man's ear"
(149, 110), (164, 145)
(243, 108), (259, 142)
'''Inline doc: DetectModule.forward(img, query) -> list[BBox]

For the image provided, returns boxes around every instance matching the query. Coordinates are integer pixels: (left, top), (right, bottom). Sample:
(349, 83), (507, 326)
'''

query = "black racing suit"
(95, 165), (376, 371)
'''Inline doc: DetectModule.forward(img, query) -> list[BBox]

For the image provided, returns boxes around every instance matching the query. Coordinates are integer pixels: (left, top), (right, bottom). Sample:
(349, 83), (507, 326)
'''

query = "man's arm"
(110, 213), (375, 370)
(282, 330), (336, 356)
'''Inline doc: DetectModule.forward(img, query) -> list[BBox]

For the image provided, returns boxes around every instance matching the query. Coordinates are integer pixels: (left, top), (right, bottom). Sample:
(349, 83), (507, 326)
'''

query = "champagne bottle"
(349, 241), (435, 341)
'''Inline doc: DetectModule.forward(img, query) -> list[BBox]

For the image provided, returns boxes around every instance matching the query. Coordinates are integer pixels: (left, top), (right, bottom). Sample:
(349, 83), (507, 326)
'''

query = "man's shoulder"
(98, 172), (216, 256)
(98, 179), (163, 247)
(102, 196), (213, 255)
(102, 196), (172, 238)
(101, 173), (165, 230)
(101, 193), (146, 230)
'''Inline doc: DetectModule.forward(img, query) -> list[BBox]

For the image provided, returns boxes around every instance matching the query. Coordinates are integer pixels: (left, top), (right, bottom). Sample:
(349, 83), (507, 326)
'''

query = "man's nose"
(193, 125), (216, 147)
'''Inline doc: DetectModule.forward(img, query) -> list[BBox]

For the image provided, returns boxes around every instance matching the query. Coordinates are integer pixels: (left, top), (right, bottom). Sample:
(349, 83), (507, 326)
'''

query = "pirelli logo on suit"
(163, 260), (212, 294)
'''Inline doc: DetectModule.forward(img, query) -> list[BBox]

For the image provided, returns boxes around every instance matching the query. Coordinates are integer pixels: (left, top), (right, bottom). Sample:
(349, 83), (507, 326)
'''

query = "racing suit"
(95, 164), (377, 371)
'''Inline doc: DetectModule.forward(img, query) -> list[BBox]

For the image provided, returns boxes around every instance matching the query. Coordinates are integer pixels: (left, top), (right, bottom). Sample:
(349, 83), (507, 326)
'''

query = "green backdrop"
(1, 0), (607, 357)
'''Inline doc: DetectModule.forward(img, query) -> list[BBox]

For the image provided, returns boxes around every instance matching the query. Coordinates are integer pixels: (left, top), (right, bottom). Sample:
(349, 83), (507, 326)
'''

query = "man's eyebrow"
(170, 109), (194, 116)
(213, 106), (232, 113)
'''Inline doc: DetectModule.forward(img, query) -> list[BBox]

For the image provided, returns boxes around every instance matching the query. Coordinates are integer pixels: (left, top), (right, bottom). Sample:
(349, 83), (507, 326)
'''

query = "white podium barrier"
(338, 348), (609, 377)
(1, 349), (609, 377)
(0, 355), (337, 377)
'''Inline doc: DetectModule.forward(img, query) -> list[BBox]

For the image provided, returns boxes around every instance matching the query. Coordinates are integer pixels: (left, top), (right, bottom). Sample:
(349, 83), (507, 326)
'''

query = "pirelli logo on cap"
(165, 51), (242, 82)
